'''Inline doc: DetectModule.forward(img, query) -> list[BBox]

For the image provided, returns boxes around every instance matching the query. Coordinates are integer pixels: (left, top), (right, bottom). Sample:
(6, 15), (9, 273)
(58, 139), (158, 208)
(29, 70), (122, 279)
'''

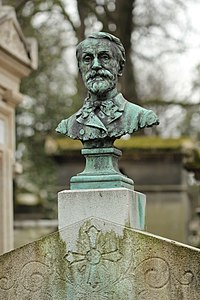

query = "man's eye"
(101, 54), (110, 61)
(83, 56), (92, 63)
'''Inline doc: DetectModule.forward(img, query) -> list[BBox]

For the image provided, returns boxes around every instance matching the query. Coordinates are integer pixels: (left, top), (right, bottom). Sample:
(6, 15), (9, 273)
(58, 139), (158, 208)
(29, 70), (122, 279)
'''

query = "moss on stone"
(185, 148), (200, 169)
(114, 136), (193, 150)
(50, 136), (193, 154)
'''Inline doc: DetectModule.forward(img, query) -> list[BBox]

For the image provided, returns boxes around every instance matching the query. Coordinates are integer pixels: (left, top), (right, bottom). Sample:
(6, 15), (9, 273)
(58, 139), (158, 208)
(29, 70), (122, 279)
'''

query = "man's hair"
(76, 32), (126, 75)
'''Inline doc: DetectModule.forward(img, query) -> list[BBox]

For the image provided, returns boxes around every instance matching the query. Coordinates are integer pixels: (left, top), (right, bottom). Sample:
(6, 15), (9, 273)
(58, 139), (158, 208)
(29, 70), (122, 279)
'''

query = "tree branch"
(54, 0), (77, 33)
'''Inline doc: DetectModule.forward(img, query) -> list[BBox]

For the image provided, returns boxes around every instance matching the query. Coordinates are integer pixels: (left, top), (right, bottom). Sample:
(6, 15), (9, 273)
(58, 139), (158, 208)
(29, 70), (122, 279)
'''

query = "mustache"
(85, 69), (115, 81)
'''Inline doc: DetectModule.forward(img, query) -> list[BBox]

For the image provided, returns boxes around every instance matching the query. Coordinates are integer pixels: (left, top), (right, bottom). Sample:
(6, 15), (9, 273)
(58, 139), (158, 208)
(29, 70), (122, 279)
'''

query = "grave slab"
(1, 217), (200, 299)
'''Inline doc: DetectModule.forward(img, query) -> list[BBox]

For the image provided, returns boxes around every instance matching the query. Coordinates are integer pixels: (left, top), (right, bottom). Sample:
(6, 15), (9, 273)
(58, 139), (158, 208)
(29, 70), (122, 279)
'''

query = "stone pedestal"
(70, 147), (134, 189)
(58, 188), (146, 230)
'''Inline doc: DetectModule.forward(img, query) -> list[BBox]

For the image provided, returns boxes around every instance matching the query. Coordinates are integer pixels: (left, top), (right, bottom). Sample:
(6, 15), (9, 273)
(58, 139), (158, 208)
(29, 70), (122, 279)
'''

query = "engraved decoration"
(0, 19), (30, 63)
(0, 219), (200, 299)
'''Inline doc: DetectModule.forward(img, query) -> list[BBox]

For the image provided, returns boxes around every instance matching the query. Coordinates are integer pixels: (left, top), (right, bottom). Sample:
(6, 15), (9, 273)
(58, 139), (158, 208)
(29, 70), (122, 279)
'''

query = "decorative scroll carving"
(0, 261), (53, 299)
(176, 270), (194, 285)
(20, 261), (50, 293)
(0, 276), (15, 290)
(135, 257), (170, 289)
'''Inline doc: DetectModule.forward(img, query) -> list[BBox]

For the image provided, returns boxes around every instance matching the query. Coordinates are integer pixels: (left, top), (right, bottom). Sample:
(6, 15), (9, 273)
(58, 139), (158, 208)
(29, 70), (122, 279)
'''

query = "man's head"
(76, 32), (126, 96)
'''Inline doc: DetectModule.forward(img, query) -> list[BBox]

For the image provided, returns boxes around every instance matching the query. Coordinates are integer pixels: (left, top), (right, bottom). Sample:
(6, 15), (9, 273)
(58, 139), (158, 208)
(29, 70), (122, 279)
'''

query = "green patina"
(70, 147), (133, 189)
(137, 193), (146, 230)
(184, 147), (200, 180)
(56, 32), (159, 189)
(38, 232), (70, 299)
(115, 136), (193, 150)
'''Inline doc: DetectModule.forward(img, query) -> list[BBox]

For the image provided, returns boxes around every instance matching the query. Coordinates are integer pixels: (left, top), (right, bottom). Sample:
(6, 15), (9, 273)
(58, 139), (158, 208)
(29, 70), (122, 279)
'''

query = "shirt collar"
(76, 92), (126, 119)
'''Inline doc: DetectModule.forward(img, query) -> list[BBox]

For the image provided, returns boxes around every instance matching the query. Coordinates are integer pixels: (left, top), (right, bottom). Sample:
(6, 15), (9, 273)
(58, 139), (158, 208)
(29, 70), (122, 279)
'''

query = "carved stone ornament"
(1, 218), (200, 299)
(0, 10), (30, 64)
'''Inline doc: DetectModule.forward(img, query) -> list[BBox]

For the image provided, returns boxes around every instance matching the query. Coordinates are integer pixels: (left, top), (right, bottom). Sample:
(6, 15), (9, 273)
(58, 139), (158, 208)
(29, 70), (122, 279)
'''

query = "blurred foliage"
(2, 0), (198, 217)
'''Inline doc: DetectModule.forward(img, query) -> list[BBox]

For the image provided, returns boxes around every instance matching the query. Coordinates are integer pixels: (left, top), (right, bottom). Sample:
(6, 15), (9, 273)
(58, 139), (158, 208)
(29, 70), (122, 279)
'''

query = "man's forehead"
(80, 38), (114, 53)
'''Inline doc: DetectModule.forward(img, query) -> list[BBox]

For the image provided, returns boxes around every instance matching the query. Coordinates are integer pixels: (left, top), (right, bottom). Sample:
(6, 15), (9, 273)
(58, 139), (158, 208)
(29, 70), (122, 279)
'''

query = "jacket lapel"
(76, 93), (127, 128)
(76, 113), (108, 132)
(106, 93), (126, 124)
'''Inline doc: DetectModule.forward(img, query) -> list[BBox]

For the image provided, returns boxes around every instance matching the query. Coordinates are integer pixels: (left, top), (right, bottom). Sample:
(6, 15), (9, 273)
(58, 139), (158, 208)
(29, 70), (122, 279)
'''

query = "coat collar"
(76, 93), (126, 130)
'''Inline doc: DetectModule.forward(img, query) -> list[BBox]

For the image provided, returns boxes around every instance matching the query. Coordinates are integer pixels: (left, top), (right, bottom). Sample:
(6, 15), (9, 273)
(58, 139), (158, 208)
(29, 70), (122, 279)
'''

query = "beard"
(84, 69), (117, 95)
(87, 78), (115, 95)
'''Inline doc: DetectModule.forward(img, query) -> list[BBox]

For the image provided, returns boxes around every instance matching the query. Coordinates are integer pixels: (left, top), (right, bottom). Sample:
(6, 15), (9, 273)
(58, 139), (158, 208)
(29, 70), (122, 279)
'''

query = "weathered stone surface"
(0, 5), (37, 255)
(58, 188), (146, 230)
(0, 18), (30, 64)
(1, 217), (200, 299)
(0, 6), (38, 68)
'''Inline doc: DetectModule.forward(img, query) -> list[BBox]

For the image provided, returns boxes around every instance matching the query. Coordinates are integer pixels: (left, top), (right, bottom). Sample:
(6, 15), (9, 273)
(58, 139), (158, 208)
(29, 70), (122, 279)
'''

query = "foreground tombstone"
(1, 217), (200, 299)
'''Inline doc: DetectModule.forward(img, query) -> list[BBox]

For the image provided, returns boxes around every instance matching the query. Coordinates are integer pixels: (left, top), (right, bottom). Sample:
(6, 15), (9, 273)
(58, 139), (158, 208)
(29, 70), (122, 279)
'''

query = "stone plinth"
(70, 148), (134, 189)
(1, 217), (200, 299)
(58, 188), (146, 230)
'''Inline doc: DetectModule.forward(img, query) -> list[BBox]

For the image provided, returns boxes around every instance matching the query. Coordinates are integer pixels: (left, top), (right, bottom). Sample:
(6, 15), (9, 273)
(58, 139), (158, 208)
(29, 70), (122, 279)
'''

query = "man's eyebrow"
(98, 50), (110, 53)
(82, 51), (93, 55)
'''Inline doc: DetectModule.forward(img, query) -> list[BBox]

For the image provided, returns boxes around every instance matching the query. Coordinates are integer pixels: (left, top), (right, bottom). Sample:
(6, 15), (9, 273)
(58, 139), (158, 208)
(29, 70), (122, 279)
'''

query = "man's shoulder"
(115, 93), (159, 128)
(115, 93), (145, 114)
(56, 111), (79, 134)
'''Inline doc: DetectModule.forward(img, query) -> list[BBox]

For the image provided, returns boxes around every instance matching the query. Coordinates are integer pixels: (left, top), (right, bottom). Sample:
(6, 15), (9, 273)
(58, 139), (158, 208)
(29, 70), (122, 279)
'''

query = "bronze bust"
(56, 32), (159, 147)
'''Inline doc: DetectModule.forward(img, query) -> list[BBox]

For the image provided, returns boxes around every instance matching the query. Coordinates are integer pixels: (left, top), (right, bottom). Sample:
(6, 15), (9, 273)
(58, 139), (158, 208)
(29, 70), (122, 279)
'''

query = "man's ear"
(78, 63), (82, 76)
(118, 63), (124, 77)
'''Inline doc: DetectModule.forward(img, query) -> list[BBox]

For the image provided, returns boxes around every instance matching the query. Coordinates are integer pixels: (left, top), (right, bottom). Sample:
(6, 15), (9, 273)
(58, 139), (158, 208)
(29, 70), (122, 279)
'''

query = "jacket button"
(79, 129), (85, 135)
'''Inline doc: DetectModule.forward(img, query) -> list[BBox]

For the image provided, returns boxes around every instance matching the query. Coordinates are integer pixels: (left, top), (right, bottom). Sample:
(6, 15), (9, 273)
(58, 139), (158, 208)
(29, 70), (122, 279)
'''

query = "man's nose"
(91, 57), (101, 70)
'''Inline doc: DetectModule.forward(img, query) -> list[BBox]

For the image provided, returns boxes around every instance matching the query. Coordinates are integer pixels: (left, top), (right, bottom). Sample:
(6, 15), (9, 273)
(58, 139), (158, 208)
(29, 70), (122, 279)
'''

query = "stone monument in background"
(0, 4), (37, 254)
(1, 31), (200, 300)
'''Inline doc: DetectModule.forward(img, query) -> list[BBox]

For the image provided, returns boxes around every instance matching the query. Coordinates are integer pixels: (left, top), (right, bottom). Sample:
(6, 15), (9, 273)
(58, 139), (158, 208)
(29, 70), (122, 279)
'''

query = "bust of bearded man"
(56, 32), (159, 148)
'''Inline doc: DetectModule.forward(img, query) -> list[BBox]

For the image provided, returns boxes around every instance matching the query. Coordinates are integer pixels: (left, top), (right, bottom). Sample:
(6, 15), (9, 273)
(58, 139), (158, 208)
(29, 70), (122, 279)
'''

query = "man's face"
(78, 39), (120, 96)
